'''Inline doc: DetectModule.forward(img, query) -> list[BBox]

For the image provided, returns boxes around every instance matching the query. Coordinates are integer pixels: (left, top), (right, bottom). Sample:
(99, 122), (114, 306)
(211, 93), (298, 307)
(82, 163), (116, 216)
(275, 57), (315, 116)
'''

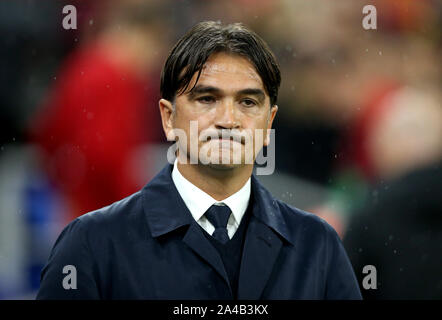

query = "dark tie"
(205, 204), (231, 244)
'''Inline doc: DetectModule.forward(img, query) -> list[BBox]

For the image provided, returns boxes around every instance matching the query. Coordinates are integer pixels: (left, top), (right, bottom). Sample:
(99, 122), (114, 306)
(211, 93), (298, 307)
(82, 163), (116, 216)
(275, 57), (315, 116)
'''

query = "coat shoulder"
(78, 190), (142, 221)
(72, 190), (147, 243)
(274, 199), (339, 242)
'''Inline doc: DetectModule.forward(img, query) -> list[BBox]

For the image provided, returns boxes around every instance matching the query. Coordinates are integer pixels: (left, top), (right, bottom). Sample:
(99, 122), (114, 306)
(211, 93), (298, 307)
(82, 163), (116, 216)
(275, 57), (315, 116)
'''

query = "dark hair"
(160, 21), (281, 106)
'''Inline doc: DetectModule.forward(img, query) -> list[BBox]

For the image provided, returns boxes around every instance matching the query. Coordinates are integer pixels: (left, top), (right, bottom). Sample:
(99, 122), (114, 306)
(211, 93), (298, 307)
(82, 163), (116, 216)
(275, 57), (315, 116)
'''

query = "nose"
(214, 99), (240, 130)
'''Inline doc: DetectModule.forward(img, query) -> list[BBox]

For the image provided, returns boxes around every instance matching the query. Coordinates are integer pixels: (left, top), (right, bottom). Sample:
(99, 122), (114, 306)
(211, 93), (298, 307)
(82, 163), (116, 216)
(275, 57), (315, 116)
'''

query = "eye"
(241, 99), (257, 107)
(197, 96), (216, 104)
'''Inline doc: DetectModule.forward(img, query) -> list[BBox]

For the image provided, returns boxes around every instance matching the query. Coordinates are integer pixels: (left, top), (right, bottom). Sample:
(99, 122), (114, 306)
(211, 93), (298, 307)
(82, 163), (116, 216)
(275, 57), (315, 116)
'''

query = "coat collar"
(142, 164), (294, 245)
(142, 164), (294, 298)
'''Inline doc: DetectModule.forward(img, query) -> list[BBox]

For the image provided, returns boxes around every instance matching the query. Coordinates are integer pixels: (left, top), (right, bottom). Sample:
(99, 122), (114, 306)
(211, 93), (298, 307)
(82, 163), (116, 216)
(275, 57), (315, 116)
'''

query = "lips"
(206, 137), (245, 144)
(204, 136), (245, 144)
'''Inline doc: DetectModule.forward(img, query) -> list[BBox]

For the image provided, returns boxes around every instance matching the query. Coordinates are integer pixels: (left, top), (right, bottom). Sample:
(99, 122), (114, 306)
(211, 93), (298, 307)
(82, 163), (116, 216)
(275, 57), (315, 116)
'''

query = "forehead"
(188, 52), (266, 93)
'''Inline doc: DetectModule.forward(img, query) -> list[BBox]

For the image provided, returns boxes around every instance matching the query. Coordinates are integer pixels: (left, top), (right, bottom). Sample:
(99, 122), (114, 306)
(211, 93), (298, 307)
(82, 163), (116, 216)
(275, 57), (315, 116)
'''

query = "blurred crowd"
(0, 0), (441, 299)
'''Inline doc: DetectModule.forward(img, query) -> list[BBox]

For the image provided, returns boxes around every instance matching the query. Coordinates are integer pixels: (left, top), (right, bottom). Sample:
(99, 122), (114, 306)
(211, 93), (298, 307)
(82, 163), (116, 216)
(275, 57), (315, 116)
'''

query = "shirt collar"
(172, 159), (251, 225)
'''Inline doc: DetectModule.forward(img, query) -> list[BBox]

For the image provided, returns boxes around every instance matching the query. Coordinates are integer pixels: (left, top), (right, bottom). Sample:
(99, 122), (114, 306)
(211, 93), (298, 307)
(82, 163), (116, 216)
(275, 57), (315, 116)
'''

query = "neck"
(177, 162), (253, 201)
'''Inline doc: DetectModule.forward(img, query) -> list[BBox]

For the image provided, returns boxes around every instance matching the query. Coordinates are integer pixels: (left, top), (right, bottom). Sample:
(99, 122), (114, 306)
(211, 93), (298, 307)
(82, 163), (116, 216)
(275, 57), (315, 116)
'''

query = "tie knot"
(205, 204), (231, 229)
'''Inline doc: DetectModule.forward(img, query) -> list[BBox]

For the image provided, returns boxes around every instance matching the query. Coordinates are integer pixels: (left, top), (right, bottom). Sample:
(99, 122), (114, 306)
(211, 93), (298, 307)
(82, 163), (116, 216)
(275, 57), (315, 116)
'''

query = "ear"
(264, 105), (278, 146)
(159, 98), (175, 141)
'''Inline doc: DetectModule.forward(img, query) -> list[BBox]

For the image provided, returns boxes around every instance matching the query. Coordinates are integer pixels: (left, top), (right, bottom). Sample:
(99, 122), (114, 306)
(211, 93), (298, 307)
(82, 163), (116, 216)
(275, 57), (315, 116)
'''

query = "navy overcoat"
(37, 165), (362, 299)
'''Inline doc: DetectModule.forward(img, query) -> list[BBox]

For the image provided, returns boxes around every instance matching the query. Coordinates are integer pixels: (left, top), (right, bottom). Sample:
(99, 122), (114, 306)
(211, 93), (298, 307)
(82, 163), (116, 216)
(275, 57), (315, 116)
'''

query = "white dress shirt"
(171, 159), (251, 239)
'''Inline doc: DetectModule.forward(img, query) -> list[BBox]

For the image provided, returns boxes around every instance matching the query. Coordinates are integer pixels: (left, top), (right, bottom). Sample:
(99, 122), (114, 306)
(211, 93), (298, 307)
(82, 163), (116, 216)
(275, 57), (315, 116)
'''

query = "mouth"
(206, 136), (245, 144)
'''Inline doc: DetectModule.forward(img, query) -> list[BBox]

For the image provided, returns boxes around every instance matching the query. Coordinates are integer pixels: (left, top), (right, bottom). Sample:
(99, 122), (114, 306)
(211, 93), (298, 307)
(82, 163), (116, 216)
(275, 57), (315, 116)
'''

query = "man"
(37, 21), (362, 299)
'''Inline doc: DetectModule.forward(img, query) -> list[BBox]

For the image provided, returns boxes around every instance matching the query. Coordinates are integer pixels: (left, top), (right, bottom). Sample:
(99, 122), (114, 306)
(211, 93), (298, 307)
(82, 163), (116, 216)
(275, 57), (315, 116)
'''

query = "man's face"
(160, 52), (278, 170)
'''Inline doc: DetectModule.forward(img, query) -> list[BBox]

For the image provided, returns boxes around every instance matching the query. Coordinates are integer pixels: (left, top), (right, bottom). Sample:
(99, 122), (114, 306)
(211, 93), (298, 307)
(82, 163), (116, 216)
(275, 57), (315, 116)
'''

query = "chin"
(197, 151), (243, 170)
(206, 162), (241, 171)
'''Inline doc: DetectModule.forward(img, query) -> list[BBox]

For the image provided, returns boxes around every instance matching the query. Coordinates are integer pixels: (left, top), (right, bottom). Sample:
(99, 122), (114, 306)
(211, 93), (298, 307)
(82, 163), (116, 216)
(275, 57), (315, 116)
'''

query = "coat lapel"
(142, 164), (231, 293)
(237, 174), (293, 299)
(142, 165), (293, 299)
(182, 222), (231, 293)
(237, 216), (283, 299)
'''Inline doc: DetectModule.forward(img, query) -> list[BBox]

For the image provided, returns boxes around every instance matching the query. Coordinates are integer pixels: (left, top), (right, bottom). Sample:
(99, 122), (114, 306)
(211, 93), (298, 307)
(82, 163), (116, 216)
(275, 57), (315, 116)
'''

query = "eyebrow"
(188, 85), (266, 102)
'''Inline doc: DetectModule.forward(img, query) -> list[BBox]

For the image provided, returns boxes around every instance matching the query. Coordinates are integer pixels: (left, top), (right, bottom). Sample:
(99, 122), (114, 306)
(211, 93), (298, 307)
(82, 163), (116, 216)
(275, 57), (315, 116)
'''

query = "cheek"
(245, 114), (269, 131)
(174, 113), (215, 142)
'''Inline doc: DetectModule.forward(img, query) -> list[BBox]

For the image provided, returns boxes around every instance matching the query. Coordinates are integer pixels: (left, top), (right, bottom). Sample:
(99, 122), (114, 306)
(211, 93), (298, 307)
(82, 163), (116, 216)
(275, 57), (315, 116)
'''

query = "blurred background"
(0, 0), (441, 299)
